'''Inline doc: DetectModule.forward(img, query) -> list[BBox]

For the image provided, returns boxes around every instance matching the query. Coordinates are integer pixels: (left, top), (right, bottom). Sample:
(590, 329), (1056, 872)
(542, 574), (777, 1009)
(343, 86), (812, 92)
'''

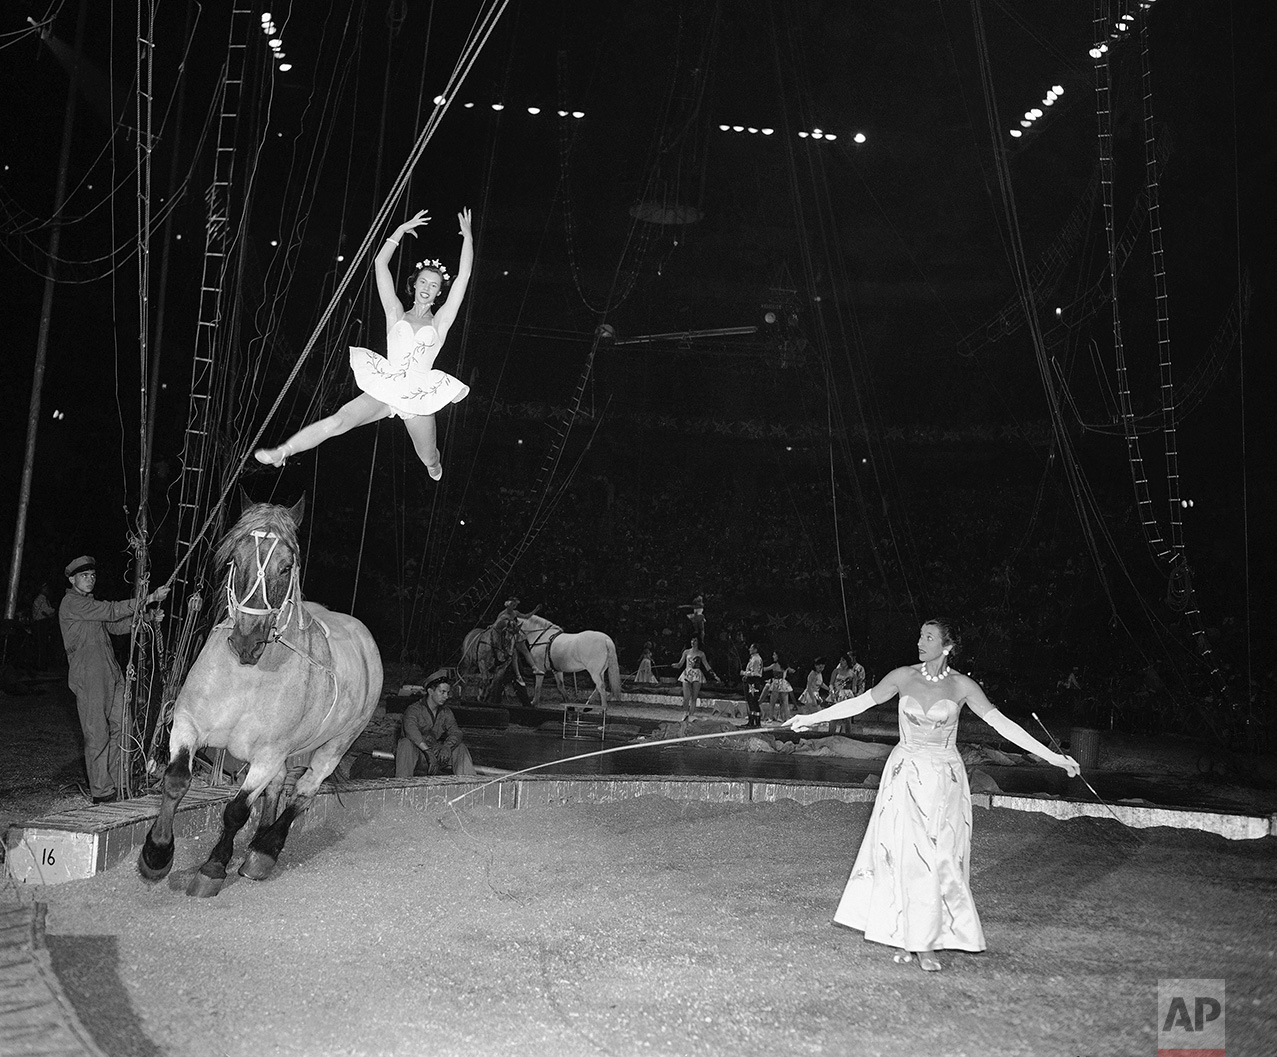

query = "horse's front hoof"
(138, 836), (174, 882)
(239, 850), (277, 881)
(187, 863), (226, 898)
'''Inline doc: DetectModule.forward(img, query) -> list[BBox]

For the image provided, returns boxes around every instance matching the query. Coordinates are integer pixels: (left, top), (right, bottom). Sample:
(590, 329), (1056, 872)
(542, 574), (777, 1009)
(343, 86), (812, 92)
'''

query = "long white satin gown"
(834, 694), (987, 953)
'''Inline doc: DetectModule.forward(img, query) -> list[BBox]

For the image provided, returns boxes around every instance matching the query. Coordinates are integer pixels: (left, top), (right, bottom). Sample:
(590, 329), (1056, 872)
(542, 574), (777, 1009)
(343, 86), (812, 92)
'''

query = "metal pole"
(4, 0), (90, 621)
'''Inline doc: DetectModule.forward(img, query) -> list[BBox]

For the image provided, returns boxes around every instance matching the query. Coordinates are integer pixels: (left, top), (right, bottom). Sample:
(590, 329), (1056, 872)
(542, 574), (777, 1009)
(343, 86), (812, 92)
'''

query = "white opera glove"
(786, 689), (877, 731)
(981, 707), (1074, 771)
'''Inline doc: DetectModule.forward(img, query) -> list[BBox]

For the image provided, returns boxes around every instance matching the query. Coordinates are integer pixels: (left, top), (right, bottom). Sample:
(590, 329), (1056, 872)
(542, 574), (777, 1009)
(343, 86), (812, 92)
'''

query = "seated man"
(395, 670), (476, 778)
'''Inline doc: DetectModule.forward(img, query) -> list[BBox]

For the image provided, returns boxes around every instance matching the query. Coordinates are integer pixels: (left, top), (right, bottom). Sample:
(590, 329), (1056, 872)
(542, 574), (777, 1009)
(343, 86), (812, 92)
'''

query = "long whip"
(1031, 712), (1136, 831)
(446, 724), (781, 806)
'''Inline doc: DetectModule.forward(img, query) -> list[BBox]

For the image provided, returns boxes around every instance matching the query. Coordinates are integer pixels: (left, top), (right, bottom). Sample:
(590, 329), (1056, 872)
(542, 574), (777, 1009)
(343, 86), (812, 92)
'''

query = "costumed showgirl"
(787, 619), (1080, 972)
(255, 208), (474, 480)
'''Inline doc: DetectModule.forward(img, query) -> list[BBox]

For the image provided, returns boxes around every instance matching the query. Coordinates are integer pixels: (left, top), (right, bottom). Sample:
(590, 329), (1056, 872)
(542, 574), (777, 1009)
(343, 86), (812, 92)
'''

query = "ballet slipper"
(254, 447), (287, 467)
(892, 953), (913, 965)
(425, 454), (443, 481)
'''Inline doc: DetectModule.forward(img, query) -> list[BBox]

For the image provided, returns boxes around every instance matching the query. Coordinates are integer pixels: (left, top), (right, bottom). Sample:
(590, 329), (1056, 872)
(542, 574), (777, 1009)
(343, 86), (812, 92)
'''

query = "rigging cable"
(164, 0), (515, 591)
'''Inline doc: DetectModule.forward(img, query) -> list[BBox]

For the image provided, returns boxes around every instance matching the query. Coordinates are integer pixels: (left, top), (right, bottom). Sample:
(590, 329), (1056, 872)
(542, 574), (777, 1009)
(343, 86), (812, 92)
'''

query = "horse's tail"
(459, 628), (480, 670)
(606, 636), (622, 698)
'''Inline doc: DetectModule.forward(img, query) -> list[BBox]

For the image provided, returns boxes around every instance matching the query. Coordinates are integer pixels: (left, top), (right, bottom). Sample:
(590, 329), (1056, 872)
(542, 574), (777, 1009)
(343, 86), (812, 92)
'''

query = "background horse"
(458, 626), (498, 698)
(138, 498), (383, 897)
(517, 613), (622, 714)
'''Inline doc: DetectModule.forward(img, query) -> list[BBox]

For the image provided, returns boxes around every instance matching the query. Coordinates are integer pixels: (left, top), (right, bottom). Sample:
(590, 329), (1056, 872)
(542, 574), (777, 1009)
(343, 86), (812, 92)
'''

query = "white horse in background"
(517, 613), (623, 715)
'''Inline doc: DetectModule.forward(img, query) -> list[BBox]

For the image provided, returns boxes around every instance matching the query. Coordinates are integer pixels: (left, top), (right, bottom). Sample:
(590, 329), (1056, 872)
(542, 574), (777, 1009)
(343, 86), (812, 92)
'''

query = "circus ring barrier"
(6, 773), (1276, 886)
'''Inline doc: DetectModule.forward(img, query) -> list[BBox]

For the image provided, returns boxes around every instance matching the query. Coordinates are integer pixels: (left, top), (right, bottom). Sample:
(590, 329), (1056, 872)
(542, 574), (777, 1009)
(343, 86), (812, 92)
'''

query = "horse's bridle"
(225, 529), (306, 639)
(223, 528), (337, 714)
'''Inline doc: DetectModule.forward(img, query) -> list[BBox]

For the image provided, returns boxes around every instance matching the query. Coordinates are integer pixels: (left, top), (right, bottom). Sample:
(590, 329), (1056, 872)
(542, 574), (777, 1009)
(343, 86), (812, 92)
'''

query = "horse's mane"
(213, 503), (300, 570)
(520, 613), (553, 630)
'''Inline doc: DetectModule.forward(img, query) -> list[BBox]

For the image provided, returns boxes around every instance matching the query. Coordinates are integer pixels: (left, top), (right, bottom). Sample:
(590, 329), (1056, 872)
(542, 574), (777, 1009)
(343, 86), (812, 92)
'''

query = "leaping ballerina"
(254, 208), (474, 480)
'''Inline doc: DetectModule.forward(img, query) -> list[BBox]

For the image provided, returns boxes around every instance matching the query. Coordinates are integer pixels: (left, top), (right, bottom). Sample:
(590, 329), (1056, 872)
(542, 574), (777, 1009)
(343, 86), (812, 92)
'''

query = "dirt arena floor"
(4, 675), (1276, 1056)
(10, 793), (1276, 1057)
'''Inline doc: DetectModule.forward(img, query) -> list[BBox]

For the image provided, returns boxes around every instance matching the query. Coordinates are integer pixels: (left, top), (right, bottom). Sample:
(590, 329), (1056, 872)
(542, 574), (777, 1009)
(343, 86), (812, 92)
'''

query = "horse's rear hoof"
(138, 837), (174, 882)
(239, 850), (277, 881)
(187, 864), (226, 898)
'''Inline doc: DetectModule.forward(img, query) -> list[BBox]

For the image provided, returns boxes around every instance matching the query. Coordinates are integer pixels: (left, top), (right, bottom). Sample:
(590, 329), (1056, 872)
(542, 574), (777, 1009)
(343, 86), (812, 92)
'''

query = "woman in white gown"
(788, 619), (1080, 972)
(255, 208), (473, 480)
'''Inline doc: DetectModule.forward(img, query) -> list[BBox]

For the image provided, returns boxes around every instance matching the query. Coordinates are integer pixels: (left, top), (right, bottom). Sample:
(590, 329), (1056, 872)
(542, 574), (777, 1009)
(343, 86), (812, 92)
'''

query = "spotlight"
(1009, 129), (1022, 138)
(747, 127), (758, 134)
(811, 131), (823, 139)
(1053, 85), (1064, 94)
(853, 132), (866, 143)
(336, 255), (345, 262)
(527, 107), (541, 115)
(434, 95), (446, 105)
(491, 103), (504, 111)
(825, 133), (837, 141)
(270, 239), (279, 247)
(1054, 307), (1062, 317)
(269, 37), (282, 47)
(571, 111), (585, 119)
(261, 12), (271, 22)
(558, 110), (568, 117)
(1020, 120), (1031, 128)
(761, 128), (774, 135)
(798, 131), (808, 138)
(279, 63), (292, 72)
(764, 311), (777, 325)
(733, 125), (744, 132)
(719, 124), (730, 131)
(1089, 46), (1103, 58)
(1030, 109), (1043, 118)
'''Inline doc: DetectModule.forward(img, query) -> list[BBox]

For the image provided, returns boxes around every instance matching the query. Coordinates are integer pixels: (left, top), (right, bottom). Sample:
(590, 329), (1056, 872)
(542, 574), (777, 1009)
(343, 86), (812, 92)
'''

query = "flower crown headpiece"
(413, 258), (451, 283)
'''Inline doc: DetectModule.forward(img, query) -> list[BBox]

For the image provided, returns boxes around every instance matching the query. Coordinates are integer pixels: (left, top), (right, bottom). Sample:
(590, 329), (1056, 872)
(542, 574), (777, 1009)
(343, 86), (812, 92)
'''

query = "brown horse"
(138, 499), (383, 896)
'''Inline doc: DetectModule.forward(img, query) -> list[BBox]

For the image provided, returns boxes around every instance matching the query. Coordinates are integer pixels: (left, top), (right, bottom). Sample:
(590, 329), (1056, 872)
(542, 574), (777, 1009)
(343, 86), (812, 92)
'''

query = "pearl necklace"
(919, 663), (948, 683)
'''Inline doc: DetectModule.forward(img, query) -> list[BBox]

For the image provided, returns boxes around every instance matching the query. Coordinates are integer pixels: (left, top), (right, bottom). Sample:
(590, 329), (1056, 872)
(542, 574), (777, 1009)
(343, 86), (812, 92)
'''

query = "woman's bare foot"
(254, 447), (286, 467)
(916, 951), (942, 972)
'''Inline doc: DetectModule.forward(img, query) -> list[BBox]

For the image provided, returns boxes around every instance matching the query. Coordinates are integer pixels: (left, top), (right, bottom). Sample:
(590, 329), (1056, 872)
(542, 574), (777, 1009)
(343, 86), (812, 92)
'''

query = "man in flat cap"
(395, 669), (476, 778)
(58, 556), (170, 804)
(491, 596), (538, 688)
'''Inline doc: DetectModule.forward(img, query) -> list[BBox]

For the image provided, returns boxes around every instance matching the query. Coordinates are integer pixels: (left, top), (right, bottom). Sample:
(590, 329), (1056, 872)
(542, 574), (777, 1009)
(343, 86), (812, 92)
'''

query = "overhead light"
(825, 133), (837, 141)
(853, 132), (866, 143)
(1009, 129), (1022, 138)
(798, 131), (809, 138)
(491, 103), (504, 111)
(433, 95), (446, 105)
(269, 37), (282, 47)
(719, 124), (730, 131)
(761, 128), (774, 135)
(571, 111), (584, 119)
(1053, 85), (1065, 94)
(527, 107), (540, 115)
(279, 63), (292, 72)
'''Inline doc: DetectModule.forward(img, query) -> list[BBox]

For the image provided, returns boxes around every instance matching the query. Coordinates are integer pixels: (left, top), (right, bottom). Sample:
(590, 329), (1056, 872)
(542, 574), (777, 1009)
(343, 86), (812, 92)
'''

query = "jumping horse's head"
(217, 497), (305, 666)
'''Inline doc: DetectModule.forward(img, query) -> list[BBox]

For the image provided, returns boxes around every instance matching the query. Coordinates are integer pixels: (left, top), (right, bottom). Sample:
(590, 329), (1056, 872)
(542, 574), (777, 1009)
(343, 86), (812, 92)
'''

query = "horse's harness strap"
(523, 624), (564, 672)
